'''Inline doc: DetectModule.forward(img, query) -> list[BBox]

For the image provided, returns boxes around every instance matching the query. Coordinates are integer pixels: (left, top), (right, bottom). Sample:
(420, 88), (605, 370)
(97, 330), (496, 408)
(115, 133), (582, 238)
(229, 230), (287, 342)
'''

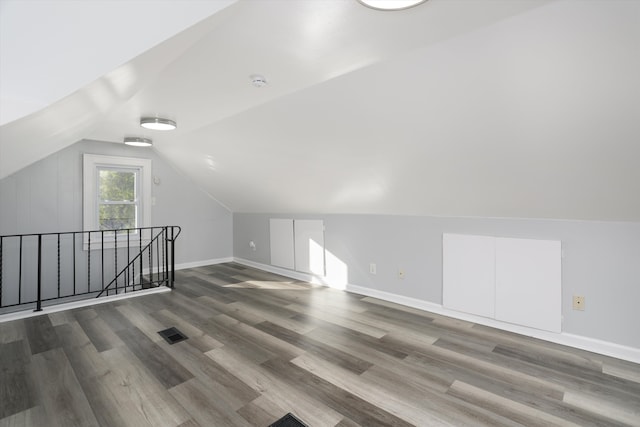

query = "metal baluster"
(139, 228), (143, 289)
(73, 232), (76, 295)
(156, 230), (160, 285)
(57, 234), (61, 298)
(132, 234), (136, 291)
(88, 232), (91, 293)
(18, 236), (22, 304)
(114, 231), (118, 295)
(101, 230), (104, 293)
(126, 229), (130, 293)
(149, 227), (153, 287)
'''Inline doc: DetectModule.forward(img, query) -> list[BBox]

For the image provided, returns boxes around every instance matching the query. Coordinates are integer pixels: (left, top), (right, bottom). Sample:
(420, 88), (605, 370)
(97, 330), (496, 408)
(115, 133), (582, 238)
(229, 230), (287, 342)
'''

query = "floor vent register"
(157, 327), (188, 345)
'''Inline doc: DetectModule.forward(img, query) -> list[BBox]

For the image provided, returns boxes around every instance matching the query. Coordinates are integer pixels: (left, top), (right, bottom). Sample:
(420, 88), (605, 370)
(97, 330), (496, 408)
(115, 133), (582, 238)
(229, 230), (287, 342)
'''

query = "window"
(98, 168), (138, 232)
(83, 154), (151, 244)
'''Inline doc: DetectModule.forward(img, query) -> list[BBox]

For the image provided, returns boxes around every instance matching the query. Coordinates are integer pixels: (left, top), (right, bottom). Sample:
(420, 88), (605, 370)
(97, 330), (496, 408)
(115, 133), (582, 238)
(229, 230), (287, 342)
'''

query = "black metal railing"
(0, 226), (181, 313)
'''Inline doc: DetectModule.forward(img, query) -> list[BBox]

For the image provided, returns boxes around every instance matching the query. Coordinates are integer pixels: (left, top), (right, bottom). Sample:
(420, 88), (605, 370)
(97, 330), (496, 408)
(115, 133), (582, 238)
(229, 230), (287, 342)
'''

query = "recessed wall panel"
(495, 237), (562, 332)
(269, 218), (294, 269)
(443, 233), (496, 318)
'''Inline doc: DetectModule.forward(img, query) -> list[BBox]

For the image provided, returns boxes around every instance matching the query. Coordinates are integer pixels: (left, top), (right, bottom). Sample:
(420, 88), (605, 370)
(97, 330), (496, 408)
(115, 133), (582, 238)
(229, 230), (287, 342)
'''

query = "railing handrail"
(168, 226), (182, 241)
(0, 225), (181, 239)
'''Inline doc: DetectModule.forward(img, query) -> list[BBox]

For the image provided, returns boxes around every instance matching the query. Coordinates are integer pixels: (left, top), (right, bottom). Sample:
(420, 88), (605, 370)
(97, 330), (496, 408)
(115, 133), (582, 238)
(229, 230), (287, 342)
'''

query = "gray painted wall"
(234, 213), (640, 349)
(0, 139), (233, 263)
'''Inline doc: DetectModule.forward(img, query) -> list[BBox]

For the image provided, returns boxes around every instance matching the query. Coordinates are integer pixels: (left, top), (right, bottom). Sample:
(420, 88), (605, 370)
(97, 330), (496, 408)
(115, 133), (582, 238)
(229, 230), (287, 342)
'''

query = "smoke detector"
(250, 74), (268, 88)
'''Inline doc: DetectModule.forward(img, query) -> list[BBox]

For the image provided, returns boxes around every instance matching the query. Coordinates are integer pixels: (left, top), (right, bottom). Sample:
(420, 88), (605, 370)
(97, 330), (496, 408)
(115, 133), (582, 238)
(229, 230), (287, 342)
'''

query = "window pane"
(99, 170), (135, 202)
(99, 204), (136, 230)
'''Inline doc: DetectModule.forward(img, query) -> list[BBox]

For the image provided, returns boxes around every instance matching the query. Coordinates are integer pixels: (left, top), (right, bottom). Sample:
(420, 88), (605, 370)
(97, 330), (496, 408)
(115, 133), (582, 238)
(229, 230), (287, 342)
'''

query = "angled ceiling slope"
(0, 0), (237, 178)
(1, 0), (639, 221)
(0, 0), (238, 125)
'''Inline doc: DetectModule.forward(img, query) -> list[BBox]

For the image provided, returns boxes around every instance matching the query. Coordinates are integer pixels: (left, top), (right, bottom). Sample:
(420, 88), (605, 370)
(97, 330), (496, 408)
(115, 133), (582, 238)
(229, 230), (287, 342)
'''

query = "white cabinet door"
(294, 220), (325, 275)
(270, 218), (294, 269)
(495, 237), (562, 333)
(443, 233), (496, 318)
(443, 233), (562, 333)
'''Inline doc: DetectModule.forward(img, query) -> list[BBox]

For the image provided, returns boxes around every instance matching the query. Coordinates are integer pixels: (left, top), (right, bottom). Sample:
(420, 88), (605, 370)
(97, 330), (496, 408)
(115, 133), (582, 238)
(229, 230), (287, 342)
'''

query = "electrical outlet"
(573, 295), (585, 311)
(369, 263), (377, 275)
(249, 241), (256, 251)
(398, 269), (405, 279)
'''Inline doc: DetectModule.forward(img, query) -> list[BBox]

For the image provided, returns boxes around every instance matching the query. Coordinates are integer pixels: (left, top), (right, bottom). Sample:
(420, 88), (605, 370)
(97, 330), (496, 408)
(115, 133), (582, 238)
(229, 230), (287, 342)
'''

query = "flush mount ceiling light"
(140, 117), (177, 131)
(124, 136), (153, 147)
(358, 0), (428, 11)
(250, 74), (268, 88)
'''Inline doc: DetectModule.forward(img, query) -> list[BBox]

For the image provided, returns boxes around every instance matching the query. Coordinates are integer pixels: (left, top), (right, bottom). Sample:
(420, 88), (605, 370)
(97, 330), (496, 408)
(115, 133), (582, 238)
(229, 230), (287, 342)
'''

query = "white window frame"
(83, 154), (152, 249)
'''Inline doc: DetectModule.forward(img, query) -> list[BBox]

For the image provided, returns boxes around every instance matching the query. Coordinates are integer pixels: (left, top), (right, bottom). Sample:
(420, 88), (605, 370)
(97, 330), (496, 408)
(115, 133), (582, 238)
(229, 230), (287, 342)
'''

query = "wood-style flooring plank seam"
(1, 262), (639, 427)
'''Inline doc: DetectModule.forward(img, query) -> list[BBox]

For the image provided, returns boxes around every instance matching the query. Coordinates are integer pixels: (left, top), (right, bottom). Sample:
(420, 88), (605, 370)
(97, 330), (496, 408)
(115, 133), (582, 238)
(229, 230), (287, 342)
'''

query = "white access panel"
(270, 218), (295, 270)
(443, 233), (496, 318)
(294, 220), (325, 275)
(495, 237), (562, 333)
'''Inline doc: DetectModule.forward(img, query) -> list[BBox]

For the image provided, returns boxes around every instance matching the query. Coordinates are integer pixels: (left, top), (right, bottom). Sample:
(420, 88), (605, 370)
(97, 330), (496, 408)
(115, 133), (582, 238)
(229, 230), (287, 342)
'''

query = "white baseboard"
(234, 257), (640, 364)
(175, 257), (233, 271)
(134, 257), (233, 276)
(0, 287), (171, 323)
(346, 284), (640, 364)
(233, 257), (330, 286)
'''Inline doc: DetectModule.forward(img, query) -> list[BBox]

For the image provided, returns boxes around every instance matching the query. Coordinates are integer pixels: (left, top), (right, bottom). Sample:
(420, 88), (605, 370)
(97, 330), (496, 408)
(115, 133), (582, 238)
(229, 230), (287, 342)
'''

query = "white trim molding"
(82, 153), (152, 249)
(174, 257), (234, 271)
(0, 286), (171, 324)
(233, 257), (640, 364)
(0, 257), (230, 324)
(234, 257), (329, 286)
(345, 284), (640, 364)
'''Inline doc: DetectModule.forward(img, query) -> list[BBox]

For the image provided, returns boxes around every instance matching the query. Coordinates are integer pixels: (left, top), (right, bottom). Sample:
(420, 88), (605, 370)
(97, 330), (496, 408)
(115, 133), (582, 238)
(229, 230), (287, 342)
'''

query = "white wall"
(0, 0), (237, 125)
(234, 212), (640, 351)
(0, 139), (233, 264)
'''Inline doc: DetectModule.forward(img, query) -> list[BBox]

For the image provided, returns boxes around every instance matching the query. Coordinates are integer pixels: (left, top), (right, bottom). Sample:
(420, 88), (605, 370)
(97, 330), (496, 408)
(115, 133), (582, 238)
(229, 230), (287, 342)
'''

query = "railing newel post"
(171, 226), (176, 289)
(164, 227), (168, 285)
(0, 236), (3, 307)
(35, 235), (42, 312)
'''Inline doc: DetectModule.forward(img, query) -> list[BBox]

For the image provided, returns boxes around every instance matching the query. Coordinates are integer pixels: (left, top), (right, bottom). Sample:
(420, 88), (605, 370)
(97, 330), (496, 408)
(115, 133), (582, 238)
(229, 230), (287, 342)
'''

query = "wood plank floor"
(1, 262), (639, 426)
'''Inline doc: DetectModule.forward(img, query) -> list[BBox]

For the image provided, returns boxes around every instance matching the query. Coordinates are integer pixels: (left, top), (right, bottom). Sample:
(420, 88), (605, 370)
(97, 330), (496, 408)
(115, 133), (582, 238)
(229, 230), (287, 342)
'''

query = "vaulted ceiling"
(1, 0), (639, 221)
